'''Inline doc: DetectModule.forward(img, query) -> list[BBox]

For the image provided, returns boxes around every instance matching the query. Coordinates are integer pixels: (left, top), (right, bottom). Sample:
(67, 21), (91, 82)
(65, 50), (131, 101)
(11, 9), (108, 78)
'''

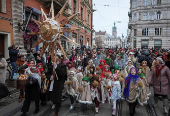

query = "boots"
(19, 94), (22, 102)
(153, 96), (158, 108)
(55, 111), (58, 116)
(69, 104), (74, 110)
(112, 109), (116, 116)
(95, 107), (99, 114)
(163, 99), (169, 116)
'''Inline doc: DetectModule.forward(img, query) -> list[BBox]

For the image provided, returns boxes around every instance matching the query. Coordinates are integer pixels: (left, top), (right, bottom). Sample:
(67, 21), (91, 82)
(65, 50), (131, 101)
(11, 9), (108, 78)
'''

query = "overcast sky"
(93, 0), (130, 37)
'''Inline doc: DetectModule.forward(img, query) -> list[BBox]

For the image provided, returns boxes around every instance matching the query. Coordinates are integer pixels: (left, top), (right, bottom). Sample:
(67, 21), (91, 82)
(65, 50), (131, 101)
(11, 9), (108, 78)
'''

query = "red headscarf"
(98, 59), (107, 71)
(100, 65), (112, 79)
(37, 63), (44, 73)
(67, 61), (75, 69)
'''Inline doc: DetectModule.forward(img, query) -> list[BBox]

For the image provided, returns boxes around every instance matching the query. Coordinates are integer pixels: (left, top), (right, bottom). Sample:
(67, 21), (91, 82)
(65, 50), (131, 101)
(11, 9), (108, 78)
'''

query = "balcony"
(128, 11), (132, 17)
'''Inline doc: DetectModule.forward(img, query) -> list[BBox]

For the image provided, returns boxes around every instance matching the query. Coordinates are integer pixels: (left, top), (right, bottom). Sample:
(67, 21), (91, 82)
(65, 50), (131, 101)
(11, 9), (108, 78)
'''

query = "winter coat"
(148, 66), (170, 95)
(96, 53), (105, 64)
(77, 72), (83, 86)
(9, 49), (19, 62)
(50, 64), (67, 103)
(66, 76), (79, 96)
(0, 58), (7, 84)
(111, 81), (121, 100)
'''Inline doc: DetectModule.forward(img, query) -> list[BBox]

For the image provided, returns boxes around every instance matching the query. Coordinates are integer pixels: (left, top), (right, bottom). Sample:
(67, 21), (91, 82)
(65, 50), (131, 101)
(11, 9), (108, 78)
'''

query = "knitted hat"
(118, 53), (123, 58)
(88, 48), (91, 51)
(109, 50), (113, 53)
(82, 76), (90, 83)
(121, 49), (124, 51)
(114, 65), (119, 70)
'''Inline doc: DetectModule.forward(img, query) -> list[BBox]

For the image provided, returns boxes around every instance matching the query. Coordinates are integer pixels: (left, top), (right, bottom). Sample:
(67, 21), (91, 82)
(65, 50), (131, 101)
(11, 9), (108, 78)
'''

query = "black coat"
(48, 64), (67, 103)
(25, 79), (40, 101)
(9, 49), (19, 62)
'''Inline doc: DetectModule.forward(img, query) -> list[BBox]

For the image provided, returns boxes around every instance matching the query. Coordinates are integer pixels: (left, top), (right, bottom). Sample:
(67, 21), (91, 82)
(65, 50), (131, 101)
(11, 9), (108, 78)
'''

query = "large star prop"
(30, 1), (79, 61)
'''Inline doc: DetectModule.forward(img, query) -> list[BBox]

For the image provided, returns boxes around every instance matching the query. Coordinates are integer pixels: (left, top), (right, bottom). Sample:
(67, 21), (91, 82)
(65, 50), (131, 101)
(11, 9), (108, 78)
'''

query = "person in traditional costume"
(76, 66), (84, 86)
(20, 60), (41, 116)
(69, 50), (77, 62)
(96, 48), (105, 66)
(100, 65), (112, 103)
(147, 57), (170, 116)
(109, 50), (116, 62)
(66, 71), (79, 110)
(111, 74), (121, 116)
(37, 63), (44, 74)
(139, 61), (150, 79)
(78, 76), (93, 111)
(73, 55), (82, 68)
(84, 59), (94, 76)
(128, 52), (136, 66)
(16, 55), (27, 102)
(114, 53), (126, 73)
(122, 67), (148, 116)
(67, 61), (76, 76)
(91, 75), (101, 113)
(137, 68), (151, 96)
(124, 60), (135, 77)
(40, 71), (49, 106)
(98, 59), (107, 73)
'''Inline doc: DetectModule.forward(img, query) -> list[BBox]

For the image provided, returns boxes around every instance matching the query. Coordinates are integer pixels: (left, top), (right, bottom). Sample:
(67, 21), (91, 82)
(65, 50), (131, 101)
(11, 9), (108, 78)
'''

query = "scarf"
(156, 65), (165, 78)
(72, 55), (76, 61)
(105, 58), (111, 65)
(123, 68), (140, 100)
(137, 73), (145, 79)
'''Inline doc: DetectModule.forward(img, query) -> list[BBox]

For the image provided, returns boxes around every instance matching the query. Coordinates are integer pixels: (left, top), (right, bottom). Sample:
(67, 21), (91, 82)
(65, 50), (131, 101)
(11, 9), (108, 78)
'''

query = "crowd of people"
(0, 45), (170, 116)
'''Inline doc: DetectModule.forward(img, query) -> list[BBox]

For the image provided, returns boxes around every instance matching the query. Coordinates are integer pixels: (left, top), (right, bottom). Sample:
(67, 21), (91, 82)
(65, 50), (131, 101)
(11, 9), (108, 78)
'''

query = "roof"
(95, 30), (106, 35)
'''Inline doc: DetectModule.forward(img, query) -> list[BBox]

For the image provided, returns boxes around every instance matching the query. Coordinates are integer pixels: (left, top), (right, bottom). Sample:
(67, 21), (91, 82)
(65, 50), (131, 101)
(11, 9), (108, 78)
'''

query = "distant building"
(104, 35), (121, 48)
(112, 22), (117, 37)
(128, 0), (170, 49)
(95, 30), (106, 48)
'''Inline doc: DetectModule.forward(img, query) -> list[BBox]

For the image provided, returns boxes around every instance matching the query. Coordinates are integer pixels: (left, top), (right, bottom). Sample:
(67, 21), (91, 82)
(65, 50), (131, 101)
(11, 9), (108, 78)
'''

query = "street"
(1, 86), (169, 116)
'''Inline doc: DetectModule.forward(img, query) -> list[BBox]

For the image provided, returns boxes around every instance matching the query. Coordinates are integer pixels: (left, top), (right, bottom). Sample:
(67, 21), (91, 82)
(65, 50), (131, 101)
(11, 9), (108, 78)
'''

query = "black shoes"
(33, 109), (39, 114)
(20, 112), (26, 116)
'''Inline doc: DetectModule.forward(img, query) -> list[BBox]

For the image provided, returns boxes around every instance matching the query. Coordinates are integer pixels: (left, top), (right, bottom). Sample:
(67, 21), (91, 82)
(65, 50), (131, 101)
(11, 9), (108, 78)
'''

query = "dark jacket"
(49, 63), (67, 103)
(9, 49), (19, 62)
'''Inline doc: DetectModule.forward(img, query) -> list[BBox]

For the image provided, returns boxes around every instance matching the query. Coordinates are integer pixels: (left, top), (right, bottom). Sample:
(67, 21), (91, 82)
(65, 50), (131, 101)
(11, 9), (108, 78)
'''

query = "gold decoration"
(31, 0), (79, 61)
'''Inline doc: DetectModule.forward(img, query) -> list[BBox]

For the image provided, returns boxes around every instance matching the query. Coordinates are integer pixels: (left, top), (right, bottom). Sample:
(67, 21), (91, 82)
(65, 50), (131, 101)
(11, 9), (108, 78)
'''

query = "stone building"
(95, 30), (106, 48)
(103, 35), (121, 48)
(128, 0), (170, 49)
(0, 0), (94, 58)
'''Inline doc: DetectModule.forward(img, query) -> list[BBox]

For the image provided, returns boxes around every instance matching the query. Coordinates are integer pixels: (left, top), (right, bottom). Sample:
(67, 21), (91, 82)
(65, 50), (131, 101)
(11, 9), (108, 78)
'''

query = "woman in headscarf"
(0, 53), (7, 84)
(128, 52), (136, 67)
(124, 60), (135, 77)
(147, 57), (170, 116)
(20, 60), (41, 116)
(139, 61), (151, 79)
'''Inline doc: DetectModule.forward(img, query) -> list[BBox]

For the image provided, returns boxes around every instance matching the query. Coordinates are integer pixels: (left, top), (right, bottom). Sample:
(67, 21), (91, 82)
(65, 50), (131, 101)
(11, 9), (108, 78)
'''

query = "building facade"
(128, 0), (170, 49)
(104, 35), (121, 48)
(95, 30), (106, 48)
(0, 0), (93, 58)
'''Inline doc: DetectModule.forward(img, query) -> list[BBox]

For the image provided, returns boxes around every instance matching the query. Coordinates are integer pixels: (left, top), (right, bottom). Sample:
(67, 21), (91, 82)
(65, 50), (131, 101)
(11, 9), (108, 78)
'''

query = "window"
(134, 29), (137, 36)
(142, 28), (149, 36)
(157, 11), (161, 19)
(144, 0), (147, 6)
(0, 0), (6, 13)
(141, 40), (148, 48)
(25, 11), (38, 21)
(143, 12), (148, 20)
(150, 12), (155, 20)
(134, 0), (137, 8)
(81, 7), (83, 21)
(157, 0), (161, 5)
(155, 28), (162, 36)
(154, 40), (162, 49)
(134, 13), (137, 21)
(151, 0), (154, 5)
(73, 0), (77, 14)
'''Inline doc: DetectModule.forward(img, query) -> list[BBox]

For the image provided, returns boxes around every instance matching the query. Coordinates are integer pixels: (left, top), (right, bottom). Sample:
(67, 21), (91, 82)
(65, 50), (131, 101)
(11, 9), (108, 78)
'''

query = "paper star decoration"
(30, 0), (79, 61)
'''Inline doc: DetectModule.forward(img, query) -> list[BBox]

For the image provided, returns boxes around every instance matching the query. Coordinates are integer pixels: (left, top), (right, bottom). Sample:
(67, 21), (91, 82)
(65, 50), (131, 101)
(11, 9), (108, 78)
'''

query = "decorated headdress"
(77, 66), (83, 71)
(142, 61), (147, 66)
(69, 71), (76, 75)
(114, 65), (119, 70)
(88, 59), (93, 64)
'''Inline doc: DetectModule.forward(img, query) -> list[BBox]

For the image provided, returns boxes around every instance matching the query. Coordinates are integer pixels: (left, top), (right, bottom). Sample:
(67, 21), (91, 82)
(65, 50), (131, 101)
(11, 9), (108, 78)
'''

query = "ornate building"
(128, 0), (170, 49)
(112, 22), (117, 37)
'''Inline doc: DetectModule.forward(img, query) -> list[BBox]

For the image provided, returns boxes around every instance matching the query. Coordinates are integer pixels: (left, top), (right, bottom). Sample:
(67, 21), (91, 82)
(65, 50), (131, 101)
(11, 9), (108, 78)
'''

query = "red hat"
(155, 52), (158, 55)
(121, 49), (124, 51)
(131, 49), (134, 52)
(38, 63), (43, 66)
(109, 50), (113, 53)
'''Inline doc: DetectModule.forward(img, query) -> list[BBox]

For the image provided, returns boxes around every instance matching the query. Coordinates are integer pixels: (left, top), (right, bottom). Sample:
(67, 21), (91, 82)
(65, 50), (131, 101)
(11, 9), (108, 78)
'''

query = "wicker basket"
(17, 79), (30, 89)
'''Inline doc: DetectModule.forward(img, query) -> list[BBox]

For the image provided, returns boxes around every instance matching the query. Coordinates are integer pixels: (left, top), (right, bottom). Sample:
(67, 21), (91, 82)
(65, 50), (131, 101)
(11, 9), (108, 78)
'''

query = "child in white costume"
(66, 71), (79, 110)
(110, 74), (121, 116)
